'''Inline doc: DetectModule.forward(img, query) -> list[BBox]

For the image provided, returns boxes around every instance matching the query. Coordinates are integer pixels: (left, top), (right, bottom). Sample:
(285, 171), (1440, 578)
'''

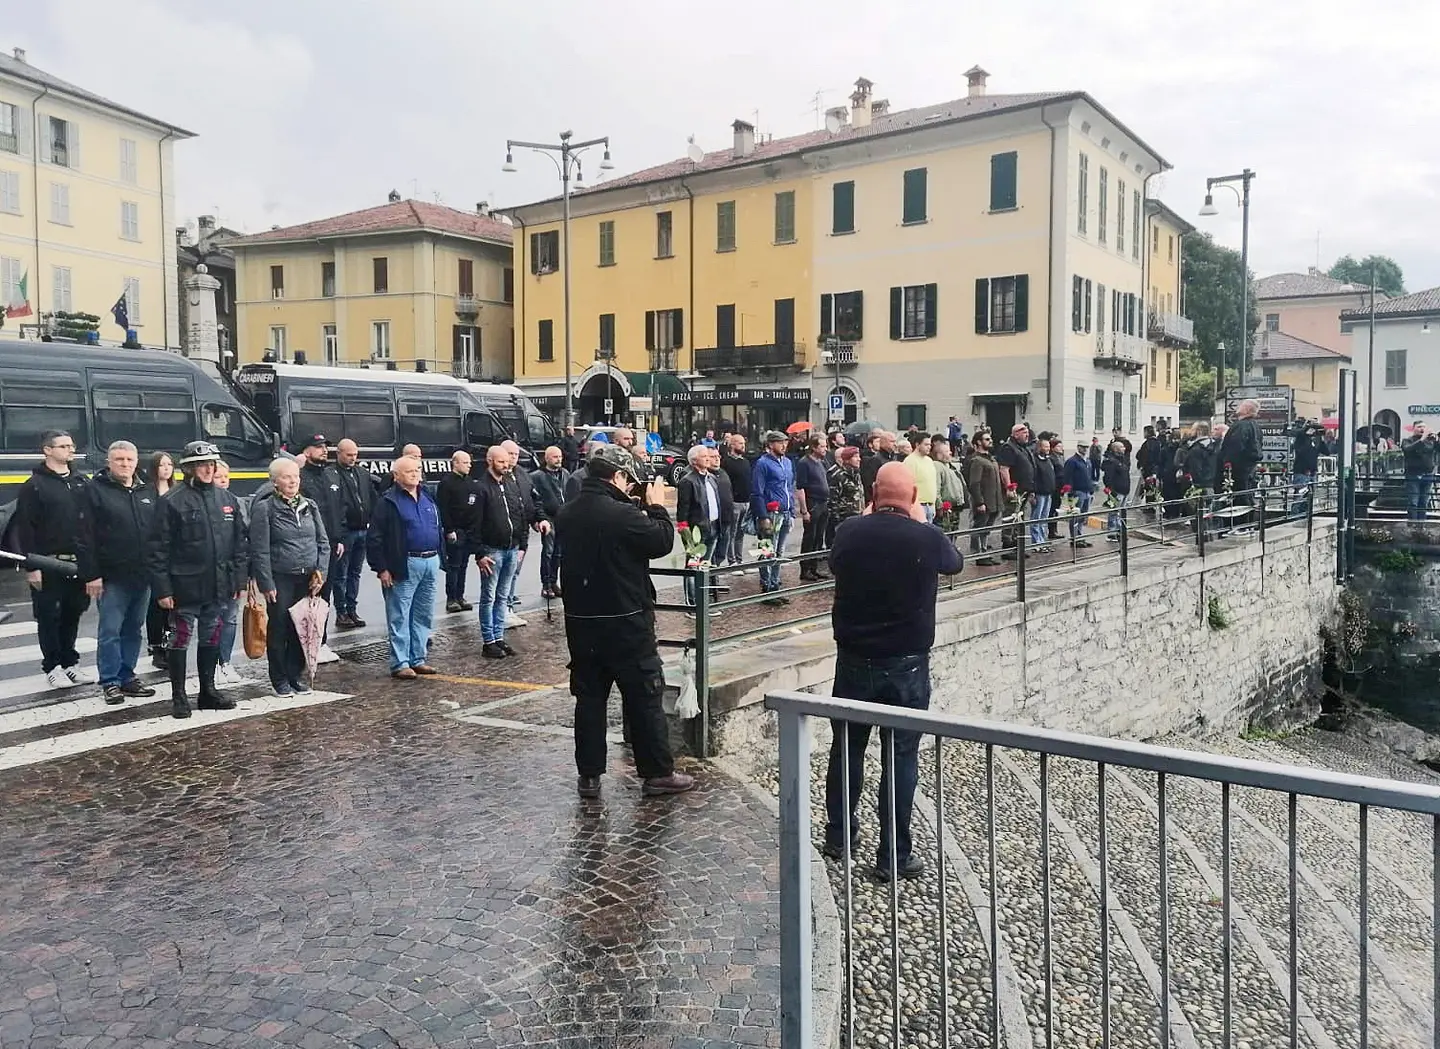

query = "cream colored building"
(0, 47), (192, 348)
(1252, 330), (1349, 419)
(508, 69), (1188, 443)
(1254, 270), (1377, 356)
(229, 197), (514, 379)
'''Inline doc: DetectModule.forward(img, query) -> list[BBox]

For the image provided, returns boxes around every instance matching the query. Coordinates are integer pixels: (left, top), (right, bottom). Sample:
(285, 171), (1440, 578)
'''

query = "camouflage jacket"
(827, 463), (864, 520)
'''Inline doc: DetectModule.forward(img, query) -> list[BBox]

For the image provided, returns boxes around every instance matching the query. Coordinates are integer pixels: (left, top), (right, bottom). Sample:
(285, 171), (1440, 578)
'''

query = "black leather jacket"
(146, 479), (248, 605)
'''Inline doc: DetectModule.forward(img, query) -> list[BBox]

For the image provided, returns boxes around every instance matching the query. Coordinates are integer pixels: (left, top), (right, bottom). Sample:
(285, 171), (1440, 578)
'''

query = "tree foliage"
(1327, 255), (1406, 298)
(1178, 348), (1239, 417)
(1181, 232), (1259, 372)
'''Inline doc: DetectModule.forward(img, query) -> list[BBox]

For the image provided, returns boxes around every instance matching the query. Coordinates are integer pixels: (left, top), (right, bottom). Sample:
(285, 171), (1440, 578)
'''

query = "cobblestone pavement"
(0, 645), (785, 1048)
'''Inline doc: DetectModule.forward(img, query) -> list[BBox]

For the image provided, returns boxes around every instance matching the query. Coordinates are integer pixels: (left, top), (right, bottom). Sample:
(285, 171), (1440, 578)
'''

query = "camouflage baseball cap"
(589, 443), (638, 477)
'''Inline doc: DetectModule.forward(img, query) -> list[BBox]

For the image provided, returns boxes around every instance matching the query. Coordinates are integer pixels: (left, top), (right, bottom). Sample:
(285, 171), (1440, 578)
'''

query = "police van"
(0, 338), (275, 503)
(233, 362), (550, 481)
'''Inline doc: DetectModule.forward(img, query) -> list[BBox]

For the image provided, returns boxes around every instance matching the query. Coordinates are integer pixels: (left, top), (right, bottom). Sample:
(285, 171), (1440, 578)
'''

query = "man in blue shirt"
(751, 430), (796, 604)
(365, 456), (443, 679)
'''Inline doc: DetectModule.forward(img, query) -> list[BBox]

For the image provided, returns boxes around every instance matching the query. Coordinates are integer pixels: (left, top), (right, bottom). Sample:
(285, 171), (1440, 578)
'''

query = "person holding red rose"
(750, 431), (797, 604)
(966, 430), (1003, 565)
(1063, 443), (1096, 546)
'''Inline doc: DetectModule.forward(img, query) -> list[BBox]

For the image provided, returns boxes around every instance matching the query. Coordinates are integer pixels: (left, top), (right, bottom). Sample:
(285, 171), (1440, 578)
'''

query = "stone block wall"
(702, 521), (1340, 766)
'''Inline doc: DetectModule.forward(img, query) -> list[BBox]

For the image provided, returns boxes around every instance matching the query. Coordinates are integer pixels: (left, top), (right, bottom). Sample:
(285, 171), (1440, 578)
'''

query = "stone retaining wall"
(700, 520), (1340, 768)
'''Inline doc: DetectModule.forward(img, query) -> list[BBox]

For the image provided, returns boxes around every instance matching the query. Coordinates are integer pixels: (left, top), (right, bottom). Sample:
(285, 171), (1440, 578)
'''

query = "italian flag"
(5, 269), (31, 318)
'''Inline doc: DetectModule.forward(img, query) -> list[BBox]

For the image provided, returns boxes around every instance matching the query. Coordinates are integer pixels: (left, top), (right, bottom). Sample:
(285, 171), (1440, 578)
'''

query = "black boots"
(168, 649), (191, 719)
(196, 647), (235, 711)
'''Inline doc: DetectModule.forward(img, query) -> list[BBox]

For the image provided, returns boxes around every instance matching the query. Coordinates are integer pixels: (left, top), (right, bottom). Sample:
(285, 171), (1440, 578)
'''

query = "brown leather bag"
(242, 583), (267, 659)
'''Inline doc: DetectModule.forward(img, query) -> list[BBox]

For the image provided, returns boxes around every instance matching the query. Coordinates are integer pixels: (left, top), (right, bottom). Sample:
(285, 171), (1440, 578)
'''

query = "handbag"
(242, 581), (268, 659)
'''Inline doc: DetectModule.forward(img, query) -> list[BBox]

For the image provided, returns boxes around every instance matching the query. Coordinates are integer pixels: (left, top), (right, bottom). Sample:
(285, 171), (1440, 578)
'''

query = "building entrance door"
(985, 400), (1017, 435)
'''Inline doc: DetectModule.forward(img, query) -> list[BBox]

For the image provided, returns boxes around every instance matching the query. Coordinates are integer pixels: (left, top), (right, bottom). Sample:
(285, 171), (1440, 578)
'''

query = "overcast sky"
(21, 0), (1440, 291)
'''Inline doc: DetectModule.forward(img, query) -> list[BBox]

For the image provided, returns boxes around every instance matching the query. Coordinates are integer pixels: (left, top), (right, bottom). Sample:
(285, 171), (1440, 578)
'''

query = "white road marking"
(0, 637), (98, 669)
(0, 689), (355, 771)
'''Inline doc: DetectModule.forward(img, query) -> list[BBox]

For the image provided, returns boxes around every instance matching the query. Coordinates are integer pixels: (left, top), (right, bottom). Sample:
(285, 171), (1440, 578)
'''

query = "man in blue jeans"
(823, 463), (963, 881)
(469, 445), (546, 659)
(365, 456), (442, 680)
(751, 430), (796, 605)
(76, 440), (160, 704)
(1402, 423), (1438, 521)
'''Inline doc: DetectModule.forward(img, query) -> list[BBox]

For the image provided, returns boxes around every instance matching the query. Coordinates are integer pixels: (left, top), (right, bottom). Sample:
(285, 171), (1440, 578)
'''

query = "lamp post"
(503, 130), (614, 426)
(1364, 258), (1377, 479)
(1198, 168), (1256, 382)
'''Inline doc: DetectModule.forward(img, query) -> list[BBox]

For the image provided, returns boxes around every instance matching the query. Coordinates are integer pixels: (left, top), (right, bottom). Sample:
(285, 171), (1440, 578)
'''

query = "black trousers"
(146, 598), (169, 650)
(32, 572), (89, 673)
(800, 504), (830, 576)
(266, 573), (310, 688)
(566, 614), (674, 780)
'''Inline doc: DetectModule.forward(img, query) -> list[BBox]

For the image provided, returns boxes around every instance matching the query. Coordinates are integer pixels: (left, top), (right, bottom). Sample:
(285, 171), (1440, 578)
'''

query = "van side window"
(398, 400), (462, 452)
(341, 397), (396, 448)
(94, 386), (197, 454)
(465, 411), (501, 449)
(203, 403), (269, 458)
(289, 397), (344, 447)
(2, 373), (87, 453)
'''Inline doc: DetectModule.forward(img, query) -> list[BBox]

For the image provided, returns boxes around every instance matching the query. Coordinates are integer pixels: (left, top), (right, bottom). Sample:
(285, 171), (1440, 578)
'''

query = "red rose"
(1223, 461), (1233, 469)
(676, 521), (689, 532)
(1061, 484), (1072, 494)
(767, 501), (780, 513)
(1006, 482), (1018, 491)
(941, 501), (952, 511)
(1103, 487), (1112, 495)
(1184, 474), (1193, 482)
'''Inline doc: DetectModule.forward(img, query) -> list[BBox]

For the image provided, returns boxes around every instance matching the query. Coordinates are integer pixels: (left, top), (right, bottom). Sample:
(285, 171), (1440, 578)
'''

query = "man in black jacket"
(146, 441), (247, 719)
(860, 430), (896, 504)
(530, 445), (570, 599)
(559, 425), (583, 472)
(298, 434), (344, 618)
(333, 438), (378, 629)
(719, 433), (752, 565)
(436, 449), (478, 613)
(468, 445), (544, 658)
(554, 444), (693, 800)
(13, 429), (93, 689)
(1217, 400), (1264, 501)
(1402, 422), (1438, 521)
(77, 440), (160, 704)
(675, 445), (734, 604)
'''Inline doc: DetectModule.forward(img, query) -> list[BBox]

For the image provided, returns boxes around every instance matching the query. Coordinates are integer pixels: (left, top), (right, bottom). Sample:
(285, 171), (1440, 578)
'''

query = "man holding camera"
(1402, 422), (1438, 521)
(555, 444), (694, 800)
(1292, 421), (1325, 513)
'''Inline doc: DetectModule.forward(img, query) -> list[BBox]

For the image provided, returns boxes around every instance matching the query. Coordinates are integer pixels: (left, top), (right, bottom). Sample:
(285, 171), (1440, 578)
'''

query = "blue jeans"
(217, 596), (240, 663)
(1030, 493), (1052, 546)
(96, 580), (150, 687)
(760, 513), (793, 592)
(383, 555), (439, 670)
(477, 546), (522, 643)
(824, 651), (930, 866)
(333, 530), (368, 616)
(684, 529), (723, 606)
(1107, 492), (1129, 533)
(1069, 492), (1092, 538)
(1406, 477), (1433, 521)
(1291, 473), (1314, 514)
(539, 530), (562, 592)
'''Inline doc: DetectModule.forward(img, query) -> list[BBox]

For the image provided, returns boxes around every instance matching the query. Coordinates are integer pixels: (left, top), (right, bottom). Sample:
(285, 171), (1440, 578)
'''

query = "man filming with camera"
(1291, 420), (1326, 513)
(554, 444), (694, 801)
(1402, 422), (1438, 521)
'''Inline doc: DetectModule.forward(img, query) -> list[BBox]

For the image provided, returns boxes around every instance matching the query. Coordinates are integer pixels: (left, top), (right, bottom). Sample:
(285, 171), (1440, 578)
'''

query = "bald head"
(451, 449), (472, 475)
(336, 438), (359, 466)
(872, 461), (918, 513)
(486, 444), (512, 477)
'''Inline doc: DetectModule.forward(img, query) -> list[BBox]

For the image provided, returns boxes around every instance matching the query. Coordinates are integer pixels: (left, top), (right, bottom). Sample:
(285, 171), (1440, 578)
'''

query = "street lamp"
(503, 129), (613, 426)
(1198, 168), (1256, 382)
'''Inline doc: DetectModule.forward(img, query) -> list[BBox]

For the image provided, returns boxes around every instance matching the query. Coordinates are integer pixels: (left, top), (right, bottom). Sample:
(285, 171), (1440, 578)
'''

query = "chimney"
(11, 48), (25, 64)
(476, 201), (490, 216)
(870, 98), (890, 117)
(850, 77), (874, 129)
(731, 119), (755, 159)
(386, 189), (401, 203)
(198, 215), (216, 232)
(965, 65), (990, 98)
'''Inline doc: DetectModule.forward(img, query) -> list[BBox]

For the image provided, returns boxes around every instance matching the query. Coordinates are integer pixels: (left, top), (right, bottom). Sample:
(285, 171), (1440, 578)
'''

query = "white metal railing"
(1097, 330), (1148, 362)
(1148, 310), (1195, 345)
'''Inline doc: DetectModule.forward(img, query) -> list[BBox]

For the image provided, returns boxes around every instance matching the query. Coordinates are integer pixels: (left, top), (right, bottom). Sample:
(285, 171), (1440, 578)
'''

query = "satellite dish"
(686, 137), (704, 163)
(824, 111), (843, 134)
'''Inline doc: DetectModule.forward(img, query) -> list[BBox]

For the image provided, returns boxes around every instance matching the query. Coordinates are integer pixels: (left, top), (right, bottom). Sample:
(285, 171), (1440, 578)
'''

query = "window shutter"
(645, 310), (655, 351)
(853, 291), (864, 339)
(1071, 276), (1082, 332)
(888, 287), (902, 339)
(974, 279), (989, 334)
(1097, 283), (1106, 334)
(529, 233), (539, 275)
(68, 120), (80, 170)
(833, 181), (855, 233)
(820, 293), (833, 337)
(1014, 275), (1030, 333)
(990, 151), (1018, 211)
(673, 309), (683, 348)
(924, 283), (938, 338)
(1084, 279), (1093, 333)
(15, 108), (31, 158)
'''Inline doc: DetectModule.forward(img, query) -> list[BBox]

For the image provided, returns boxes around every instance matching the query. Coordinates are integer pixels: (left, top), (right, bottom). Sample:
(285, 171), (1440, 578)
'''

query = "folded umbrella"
(288, 593), (331, 686)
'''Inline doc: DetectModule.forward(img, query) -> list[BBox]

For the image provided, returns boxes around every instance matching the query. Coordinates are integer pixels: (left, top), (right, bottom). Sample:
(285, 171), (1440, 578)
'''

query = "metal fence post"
(777, 703), (814, 1049)
(1016, 524), (1027, 602)
(694, 566), (710, 757)
(1258, 488), (1267, 545)
(1119, 514), (1129, 577)
(1196, 501), (1206, 558)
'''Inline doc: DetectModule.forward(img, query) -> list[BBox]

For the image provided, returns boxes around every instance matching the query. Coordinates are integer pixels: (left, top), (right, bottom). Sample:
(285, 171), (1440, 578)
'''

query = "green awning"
(625, 370), (688, 397)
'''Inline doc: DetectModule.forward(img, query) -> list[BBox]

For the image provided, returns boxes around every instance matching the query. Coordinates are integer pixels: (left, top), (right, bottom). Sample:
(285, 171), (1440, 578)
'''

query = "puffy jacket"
(333, 461), (378, 531)
(299, 460), (344, 552)
(529, 465), (570, 519)
(146, 479), (249, 606)
(1062, 454), (1095, 495)
(554, 476), (675, 620)
(249, 491), (330, 593)
(12, 464), (87, 557)
(465, 471), (531, 551)
(77, 470), (160, 584)
(1100, 453), (1132, 497)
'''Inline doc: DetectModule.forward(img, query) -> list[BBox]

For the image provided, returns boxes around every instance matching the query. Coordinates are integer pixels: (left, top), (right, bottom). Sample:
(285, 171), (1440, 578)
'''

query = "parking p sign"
(828, 393), (844, 421)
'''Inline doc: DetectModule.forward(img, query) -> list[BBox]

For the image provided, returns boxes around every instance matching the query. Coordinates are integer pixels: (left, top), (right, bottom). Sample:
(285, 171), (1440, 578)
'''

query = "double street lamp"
(1198, 168), (1256, 386)
(503, 130), (614, 426)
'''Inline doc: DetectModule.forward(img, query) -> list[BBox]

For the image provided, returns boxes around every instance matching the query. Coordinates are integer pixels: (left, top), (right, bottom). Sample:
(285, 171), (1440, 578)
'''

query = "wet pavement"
(0, 634), (784, 1048)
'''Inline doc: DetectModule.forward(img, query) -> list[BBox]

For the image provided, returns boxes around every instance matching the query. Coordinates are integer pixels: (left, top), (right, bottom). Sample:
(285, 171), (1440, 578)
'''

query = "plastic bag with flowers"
(675, 521), (710, 569)
(1056, 484), (1077, 518)
(1100, 486), (1120, 510)
(1140, 475), (1163, 505)
(1000, 482), (1026, 547)
(753, 502), (781, 559)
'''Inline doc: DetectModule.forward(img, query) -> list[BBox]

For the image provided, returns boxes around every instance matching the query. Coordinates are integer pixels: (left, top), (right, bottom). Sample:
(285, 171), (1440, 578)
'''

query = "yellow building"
(507, 69), (1189, 443)
(1252, 331), (1349, 419)
(229, 196), (514, 379)
(0, 47), (193, 349)
(1141, 199), (1194, 426)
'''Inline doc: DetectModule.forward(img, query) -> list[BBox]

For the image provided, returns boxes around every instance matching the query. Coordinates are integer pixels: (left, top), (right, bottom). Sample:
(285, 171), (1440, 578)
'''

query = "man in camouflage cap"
(553, 442), (695, 800)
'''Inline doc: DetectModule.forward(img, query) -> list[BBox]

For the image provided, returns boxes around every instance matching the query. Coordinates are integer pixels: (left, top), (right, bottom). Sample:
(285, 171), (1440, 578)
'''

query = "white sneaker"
(317, 644), (340, 665)
(217, 663), (245, 687)
(63, 665), (95, 685)
(504, 611), (528, 628)
(46, 668), (68, 690)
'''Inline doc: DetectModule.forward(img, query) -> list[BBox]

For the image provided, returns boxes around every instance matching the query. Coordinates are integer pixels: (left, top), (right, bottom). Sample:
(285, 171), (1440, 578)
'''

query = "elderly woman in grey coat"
(250, 457), (329, 696)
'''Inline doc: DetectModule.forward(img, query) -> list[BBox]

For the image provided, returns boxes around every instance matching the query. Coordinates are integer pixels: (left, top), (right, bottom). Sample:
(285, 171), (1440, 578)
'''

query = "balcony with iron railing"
(1148, 309), (1195, 347)
(0, 130), (17, 155)
(455, 294), (480, 316)
(648, 348), (678, 373)
(1093, 330), (1147, 373)
(818, 335), (860, 366)
(694, 341), (805, 373)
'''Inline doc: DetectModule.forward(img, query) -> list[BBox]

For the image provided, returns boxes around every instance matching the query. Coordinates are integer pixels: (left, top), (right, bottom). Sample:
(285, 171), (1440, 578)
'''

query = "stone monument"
(184, 263), (222, 364)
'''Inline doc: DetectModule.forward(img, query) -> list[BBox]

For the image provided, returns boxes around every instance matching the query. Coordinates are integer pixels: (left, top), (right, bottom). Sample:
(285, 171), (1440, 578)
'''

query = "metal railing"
(1147, 310), (1195, 346)
(767, 690), (1440, 1049)
(653, 480), (1336, 756)
(694, 341), (806, 371)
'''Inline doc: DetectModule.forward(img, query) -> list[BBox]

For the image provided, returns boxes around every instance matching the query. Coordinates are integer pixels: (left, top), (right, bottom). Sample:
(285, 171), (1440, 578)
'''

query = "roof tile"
(1340, 285), (1440, 320)
(228, 200), (513, 247)
(1255, 271), (1368, 299)
(0, 52), (194, 136)
(1253, 331), (1350, 362)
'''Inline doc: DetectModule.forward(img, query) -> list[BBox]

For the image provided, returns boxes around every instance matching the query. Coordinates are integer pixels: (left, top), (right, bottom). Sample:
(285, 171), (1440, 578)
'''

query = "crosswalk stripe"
(0, 621), (43, 640)
(0, 637), (98, 671)
(0, 689), (354, 771)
